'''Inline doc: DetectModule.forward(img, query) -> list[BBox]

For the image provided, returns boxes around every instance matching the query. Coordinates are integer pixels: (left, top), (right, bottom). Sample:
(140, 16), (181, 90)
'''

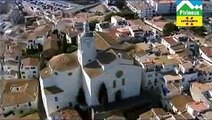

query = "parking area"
(22, 0), (84, 12)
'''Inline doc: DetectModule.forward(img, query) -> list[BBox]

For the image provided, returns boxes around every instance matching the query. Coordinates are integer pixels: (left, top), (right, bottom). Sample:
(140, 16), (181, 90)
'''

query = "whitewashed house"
(186, 101), (209, 118)
(20, 58), (39, 79)
(0, 79), (38, 119)
(146, 0), (176, 15)
(40, 22), (142, 119)
(111, 16), (128, 27)
(126, 1), (155, 18)
(179, 61), (198, 89)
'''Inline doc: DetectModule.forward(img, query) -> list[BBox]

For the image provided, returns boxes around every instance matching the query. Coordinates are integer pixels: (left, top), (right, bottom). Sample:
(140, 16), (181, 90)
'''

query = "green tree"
(115, 0), (126, 9)
(89, 20), (99, 31)
(190, 26), (206, 36)
(104, 11), (138, 21)
(163, 22), (179, 36)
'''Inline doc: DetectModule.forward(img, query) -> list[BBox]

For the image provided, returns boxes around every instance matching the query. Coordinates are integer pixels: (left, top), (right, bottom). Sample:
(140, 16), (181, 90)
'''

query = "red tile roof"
(201, 47), (212, 57)
(23, 58), (39, 66)
(163, 36), (178, 46)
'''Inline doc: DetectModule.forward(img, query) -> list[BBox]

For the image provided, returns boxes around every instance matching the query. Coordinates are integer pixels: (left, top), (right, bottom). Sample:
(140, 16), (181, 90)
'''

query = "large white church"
(39, 22), (142, 119)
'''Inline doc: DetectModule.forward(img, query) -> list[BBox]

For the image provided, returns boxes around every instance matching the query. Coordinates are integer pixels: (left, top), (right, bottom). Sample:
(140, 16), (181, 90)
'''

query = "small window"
(113, 81), (116, 88)
(148, 74), (152, 77)
(17, 87), (19, 91)
(17, 104), (19, 107)
(21, 72), (25, 74)
(122, 79), (125, 86)
(55, 97), (58, 102)
(29, 102), (31, 107)
(54, 72), (58, 75)
(33, 71), (36, 74)
(33, 75), (36, 78)
(31, 67), (36, 69)
(68, 72), (72, 76)
(116, 71), (123, 78)
(56, 106), (59, 109)
(209, 78), (211, 80)
(2, 108), (4, 111)
(23, 76), (25, 78)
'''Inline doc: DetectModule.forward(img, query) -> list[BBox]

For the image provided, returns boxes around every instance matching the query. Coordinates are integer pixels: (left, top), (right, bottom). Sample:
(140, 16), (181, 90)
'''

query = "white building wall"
(161, 64), (176, 73)
(156, 2), (176, 14)
(3, 63), (19, 72)
(0, 100), (37, 116)
(42, 67), (81, 115)
(82, 70), (92, 106)
(111, 17), (118, 26)
(181, 72), (198, 89)
(89, 64), (142, 106)
(78, 35), (97, 66)
(143, 71), (161, 90)
(190, 86), (212, 109)
(40, 77), (51, 119)
(20, 66), (38, 79)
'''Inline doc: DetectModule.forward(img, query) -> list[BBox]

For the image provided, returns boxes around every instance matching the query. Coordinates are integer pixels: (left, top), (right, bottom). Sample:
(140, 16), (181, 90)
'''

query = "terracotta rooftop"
(112, 16), (125, 21)
(135, 43), (150, 52)
(22, 58), (39, 67)
(191, 82), (212, 92)
(27, 24), (52, 40)
(127, 1), (151, 10)
(0, 79), (38, 107)
(146, 16), (168, 30)
(40, 67), (52, 79)
(20, 112), (40, 119)
(130, 19), (151, 31)
(162, 72), (182, 82)
(43, 37), (59, 51)
(95, 32), (118, 47)
(51, 107), (82, 120)
(196, 62), (212, 73)
(169, 95), (194, 112)
(181, 61), (193, 70)
(187, 101), (209, 113)
(201, 46), (212, 57)
(95, 32), (111, 50)
(163, 36), (178, 46)
(83, 61), (104, 78)
(49, 52), (79, 71)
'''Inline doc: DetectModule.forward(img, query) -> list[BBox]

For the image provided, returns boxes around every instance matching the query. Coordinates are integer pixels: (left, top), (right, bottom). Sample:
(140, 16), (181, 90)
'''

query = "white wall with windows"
(20, 66), (38, 79)
(85, 64), (142, 106)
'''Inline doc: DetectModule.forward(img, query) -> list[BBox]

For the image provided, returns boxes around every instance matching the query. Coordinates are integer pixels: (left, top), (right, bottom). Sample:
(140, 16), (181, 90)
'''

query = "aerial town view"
(0, 0), (212, 119)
